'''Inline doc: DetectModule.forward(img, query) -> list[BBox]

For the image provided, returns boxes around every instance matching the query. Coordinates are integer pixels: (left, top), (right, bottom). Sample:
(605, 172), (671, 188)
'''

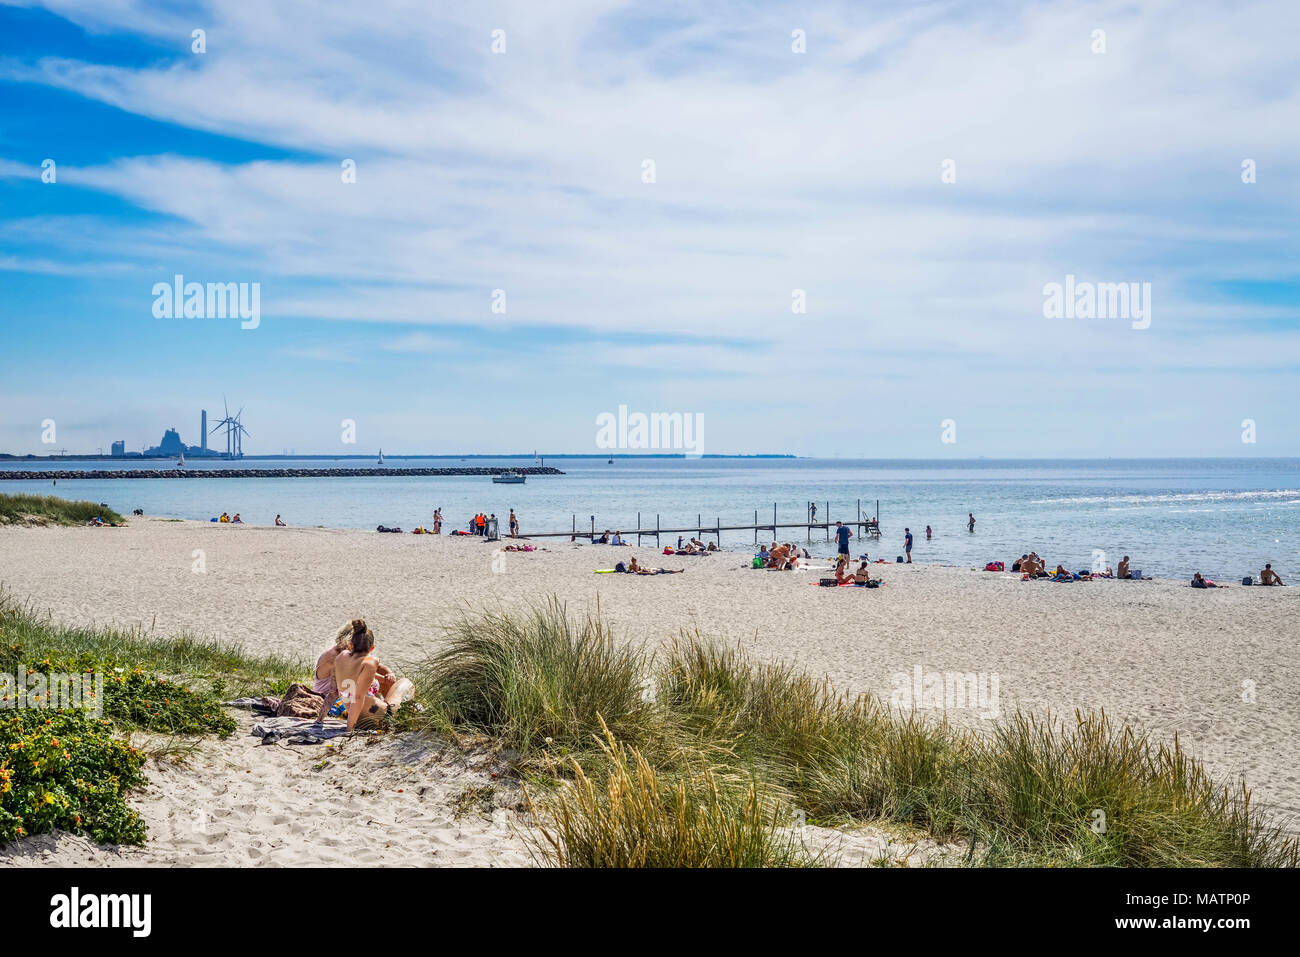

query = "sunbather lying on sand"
(1191, 572), (1219, 589)
(627, 557), (683, 575)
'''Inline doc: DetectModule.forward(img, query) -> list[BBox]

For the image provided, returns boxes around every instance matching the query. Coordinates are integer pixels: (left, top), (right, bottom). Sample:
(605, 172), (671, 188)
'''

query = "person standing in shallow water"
(925, 525), (932, 540)
(509, 509), (519, 537)
(835, 520), (852, 560)
(968, 512), (976, 533)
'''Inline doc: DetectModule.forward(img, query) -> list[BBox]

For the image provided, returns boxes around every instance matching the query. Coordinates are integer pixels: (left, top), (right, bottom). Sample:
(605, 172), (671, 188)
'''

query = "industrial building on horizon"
(111, 408), (234, 459)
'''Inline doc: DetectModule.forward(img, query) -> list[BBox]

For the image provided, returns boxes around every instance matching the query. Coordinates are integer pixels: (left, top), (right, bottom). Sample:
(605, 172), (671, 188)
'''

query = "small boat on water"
(377, 449), (385, 465)
(492, 471), (526, 484)
(177, 453), (185, 467)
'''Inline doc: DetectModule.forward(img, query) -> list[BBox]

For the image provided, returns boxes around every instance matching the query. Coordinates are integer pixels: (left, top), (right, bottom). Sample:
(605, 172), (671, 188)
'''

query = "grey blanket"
(251, 715), (351, 744)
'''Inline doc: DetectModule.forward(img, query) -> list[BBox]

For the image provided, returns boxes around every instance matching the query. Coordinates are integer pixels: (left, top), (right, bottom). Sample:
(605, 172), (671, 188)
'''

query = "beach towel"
(251, 716), (350, 744)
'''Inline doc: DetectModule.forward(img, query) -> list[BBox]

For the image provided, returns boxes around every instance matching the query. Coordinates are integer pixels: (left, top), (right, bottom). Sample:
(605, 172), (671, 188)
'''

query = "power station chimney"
(201, 410), (207, 453)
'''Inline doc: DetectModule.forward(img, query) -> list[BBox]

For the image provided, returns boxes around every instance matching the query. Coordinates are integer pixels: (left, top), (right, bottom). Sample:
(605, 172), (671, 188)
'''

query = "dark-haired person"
(904, 527), (913, 563)
(315, 618), (367, 721)
(275, 514), (286, 526)
(1117, 556), (1131, 579)
(1260, 563), (1285, 586)
(968, 513), (975, 532)
(835, 521), (852, 560)
(853, 559), (873, 584)
(334, 627), (411, 731)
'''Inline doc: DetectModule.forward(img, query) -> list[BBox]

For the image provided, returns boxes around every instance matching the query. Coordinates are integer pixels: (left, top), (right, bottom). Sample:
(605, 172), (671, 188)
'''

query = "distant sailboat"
(177, 452), (185, 467)
(377, 449), (385, 465)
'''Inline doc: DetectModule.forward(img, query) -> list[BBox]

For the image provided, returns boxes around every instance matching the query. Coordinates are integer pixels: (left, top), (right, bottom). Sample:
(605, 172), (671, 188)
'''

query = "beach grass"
(0, 492), (124, 527)
(413, 602), (1299, 868)
(0, 591), (305, 700)
(399, 599), (659, 763)
(526, 717), (812, 867)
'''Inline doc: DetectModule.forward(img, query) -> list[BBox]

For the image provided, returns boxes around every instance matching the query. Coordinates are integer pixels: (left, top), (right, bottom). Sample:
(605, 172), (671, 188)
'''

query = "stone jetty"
(0, 467), (565, 480)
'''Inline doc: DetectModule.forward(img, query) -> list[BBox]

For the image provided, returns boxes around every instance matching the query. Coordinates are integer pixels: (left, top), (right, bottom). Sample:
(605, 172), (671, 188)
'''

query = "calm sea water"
(3, 457), (1297, 581)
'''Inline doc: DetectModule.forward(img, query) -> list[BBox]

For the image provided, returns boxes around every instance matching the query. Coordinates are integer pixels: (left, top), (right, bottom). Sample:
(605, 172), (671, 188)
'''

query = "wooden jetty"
(519, 500), (882, 547)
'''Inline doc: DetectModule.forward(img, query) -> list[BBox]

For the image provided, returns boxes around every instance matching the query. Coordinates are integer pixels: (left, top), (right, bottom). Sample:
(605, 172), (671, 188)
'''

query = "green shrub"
(0, 708), (147, 845)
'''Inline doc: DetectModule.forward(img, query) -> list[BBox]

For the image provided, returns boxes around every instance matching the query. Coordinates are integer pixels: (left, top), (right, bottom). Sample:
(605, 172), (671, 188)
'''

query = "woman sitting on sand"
(333, 626), (413, 731)
(315, 618), (367, 720)
(833, 555), (851, 583)
(853, 559), (873, 584)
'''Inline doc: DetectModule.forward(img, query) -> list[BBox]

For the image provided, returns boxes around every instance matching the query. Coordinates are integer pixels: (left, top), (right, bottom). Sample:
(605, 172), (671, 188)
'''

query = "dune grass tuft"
(0, 492), (124, 527)
(402, 599), (657, 763)
(527, 718), (814, 867)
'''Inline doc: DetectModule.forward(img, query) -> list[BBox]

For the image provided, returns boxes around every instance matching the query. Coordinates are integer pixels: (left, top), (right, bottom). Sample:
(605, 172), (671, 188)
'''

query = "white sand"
(2, 518), (1297, 864)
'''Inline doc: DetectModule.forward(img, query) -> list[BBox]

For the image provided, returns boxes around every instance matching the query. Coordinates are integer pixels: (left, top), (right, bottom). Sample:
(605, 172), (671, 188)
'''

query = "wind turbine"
(232, 407), (250, 458)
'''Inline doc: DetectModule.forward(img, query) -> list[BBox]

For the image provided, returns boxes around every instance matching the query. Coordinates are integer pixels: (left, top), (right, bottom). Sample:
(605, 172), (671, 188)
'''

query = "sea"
(2, 457), (1297, 582)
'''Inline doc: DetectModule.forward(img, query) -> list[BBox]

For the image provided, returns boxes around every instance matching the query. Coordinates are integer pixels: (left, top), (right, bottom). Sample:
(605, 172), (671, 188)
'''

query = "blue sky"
(0, 0), (1297, 457)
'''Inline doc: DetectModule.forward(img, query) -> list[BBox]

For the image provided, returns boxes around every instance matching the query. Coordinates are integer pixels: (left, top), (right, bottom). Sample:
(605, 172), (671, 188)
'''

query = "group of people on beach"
(456, 508), (520, 537)
(213, 512), (287, 526)
(758, 541), (810, 569)
(313, 618), (413, 732)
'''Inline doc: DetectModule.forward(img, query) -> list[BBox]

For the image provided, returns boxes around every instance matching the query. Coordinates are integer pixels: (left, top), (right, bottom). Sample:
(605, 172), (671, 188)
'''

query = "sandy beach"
(2, 518), (1297, 865)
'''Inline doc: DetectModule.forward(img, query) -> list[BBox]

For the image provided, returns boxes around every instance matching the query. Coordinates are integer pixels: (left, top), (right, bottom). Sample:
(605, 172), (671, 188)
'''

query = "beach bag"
(752, 557), (763, 568)
(663, 547), (674, 555)
(865, 579), (880, 588)
(1242, 576), (1253, 585)
(1132, 570), (1142, 580)
(615, 562), (627, 573)
(895, 556), (904, 563)
(819, 578), (839, 587)
(275, 682), (324, 719)
(984, 562), (1004, 572)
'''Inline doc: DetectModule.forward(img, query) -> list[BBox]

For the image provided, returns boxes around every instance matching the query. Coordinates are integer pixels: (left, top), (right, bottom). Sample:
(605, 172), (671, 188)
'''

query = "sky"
(0, 0), (1297, 458)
